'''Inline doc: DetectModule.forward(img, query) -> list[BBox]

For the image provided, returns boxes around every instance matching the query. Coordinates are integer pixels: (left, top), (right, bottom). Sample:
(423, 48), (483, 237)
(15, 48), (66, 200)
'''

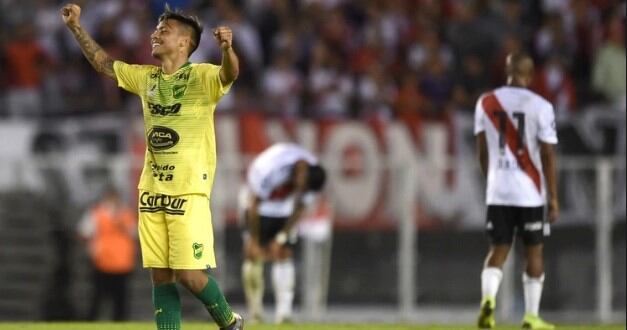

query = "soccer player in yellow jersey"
(61, 3), (243, 330)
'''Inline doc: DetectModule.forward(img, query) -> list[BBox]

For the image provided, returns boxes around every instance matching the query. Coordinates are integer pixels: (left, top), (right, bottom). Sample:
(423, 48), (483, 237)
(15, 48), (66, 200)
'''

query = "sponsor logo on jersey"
(150, 162), (176, 182)
(148, 126), (179, 151)
(192, 242), (204, 260)
(148, 102), (182, 116)
(524, 221), (543, 231)
(139, 191), (187, 215)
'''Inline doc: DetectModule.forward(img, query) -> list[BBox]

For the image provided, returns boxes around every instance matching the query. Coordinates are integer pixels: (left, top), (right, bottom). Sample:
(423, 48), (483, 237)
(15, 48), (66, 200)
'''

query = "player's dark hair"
(159, 4), (203, 56)
(307, 165), (327, 192)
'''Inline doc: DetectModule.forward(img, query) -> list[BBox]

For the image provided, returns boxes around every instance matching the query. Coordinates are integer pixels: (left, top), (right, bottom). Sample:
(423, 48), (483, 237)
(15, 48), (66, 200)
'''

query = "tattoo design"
(70, 25), (115, 79)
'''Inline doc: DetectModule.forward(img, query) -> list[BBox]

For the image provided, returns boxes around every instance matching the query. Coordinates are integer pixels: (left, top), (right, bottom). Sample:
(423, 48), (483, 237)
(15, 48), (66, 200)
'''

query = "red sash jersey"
(474, 86), (558, 207)
(246, 143), (319, 217)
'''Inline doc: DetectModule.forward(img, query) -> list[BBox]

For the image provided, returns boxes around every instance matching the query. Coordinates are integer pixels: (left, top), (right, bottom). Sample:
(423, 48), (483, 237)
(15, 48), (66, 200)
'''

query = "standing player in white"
(474, 53), (559, 330)
(240, 143), (327, 324)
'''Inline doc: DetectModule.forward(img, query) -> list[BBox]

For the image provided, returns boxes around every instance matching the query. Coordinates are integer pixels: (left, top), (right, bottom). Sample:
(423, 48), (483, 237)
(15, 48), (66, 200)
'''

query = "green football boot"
(477, 297), (496, 329)
(522, 314), (555, 330)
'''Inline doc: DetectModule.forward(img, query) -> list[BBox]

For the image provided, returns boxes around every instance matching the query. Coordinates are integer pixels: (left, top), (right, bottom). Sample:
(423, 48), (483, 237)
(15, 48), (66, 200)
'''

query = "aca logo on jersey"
(148, 126), (179, 151)
(139, 191), (187, 215)
(148, 102), (182, 116)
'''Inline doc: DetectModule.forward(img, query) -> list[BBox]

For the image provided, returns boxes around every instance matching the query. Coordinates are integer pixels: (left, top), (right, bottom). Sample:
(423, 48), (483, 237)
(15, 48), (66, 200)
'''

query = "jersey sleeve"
(113, 61), (151, 95)
(198, 63), (233, 101)
(537, 102), (558, 144)
(474, 95), (486, 135)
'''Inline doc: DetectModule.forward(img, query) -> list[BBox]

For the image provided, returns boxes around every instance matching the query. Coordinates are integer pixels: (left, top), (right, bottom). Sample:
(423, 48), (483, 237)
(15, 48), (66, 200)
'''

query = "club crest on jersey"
(173, 84), (187, 99)
(192, 243), (204, 259)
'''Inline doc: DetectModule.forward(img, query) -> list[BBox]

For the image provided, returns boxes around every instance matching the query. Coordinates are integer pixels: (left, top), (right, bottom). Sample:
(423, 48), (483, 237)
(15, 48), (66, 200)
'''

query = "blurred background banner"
(0, 0), (625, 324)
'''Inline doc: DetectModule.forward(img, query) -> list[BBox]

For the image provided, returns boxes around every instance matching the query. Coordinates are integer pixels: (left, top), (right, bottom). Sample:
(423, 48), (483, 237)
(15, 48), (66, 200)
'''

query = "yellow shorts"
(138, 190), (216, 269)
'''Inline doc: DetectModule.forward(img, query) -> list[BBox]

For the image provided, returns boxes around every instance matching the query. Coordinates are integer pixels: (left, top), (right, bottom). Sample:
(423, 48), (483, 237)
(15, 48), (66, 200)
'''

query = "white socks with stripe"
(272, 260), (295, 323)
(242, 260), (264, 320)
(481, 267), (503, 303)
(523, 272), (545, 316)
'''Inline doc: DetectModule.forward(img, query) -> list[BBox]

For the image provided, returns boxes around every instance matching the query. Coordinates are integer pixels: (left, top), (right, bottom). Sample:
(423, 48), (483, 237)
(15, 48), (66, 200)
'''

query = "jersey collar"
(160, 62), (192, 80)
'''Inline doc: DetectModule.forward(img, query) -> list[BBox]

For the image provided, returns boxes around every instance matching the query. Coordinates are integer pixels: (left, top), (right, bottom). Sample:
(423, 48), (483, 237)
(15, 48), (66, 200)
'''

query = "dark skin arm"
(61, 3), (115, 80)
(476, 132), (489, 179)
(247, 196), (262, 243)
(278, 199), (306, 238)
(272, 161), (310, 244)
(540, 142), (559, 223)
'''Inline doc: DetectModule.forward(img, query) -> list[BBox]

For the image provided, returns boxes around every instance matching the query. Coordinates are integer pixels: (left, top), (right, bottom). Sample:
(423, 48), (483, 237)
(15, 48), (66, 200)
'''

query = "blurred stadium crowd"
(0, 0), (625, 120)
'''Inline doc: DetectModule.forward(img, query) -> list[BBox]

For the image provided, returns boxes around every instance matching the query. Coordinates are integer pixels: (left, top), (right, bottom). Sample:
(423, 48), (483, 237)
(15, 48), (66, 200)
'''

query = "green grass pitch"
(0, 323), (624, 330)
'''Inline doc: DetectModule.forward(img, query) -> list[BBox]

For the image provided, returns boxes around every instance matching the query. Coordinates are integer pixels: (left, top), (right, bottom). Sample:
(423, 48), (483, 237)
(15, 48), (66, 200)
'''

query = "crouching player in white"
(474, 53), (559, 330)
(239, 143), (327, 324)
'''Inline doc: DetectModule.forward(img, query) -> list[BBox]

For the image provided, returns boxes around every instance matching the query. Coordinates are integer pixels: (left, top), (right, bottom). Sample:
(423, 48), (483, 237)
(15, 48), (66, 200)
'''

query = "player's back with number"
(474, 86), (557, 207)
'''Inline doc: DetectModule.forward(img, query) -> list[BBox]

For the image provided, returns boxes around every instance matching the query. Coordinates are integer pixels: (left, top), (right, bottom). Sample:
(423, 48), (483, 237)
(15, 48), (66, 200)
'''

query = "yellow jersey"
(113, 61), (231, 196)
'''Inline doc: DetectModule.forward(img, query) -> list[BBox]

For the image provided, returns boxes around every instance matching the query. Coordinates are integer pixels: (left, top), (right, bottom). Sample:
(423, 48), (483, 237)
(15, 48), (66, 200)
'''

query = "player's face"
(150, 20), (185, 59)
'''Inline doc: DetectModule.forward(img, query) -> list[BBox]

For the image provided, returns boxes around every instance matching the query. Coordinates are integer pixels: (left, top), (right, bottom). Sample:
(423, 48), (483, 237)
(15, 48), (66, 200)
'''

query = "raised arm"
(213, 26), (239, 85)
(61, 4), (115, 80)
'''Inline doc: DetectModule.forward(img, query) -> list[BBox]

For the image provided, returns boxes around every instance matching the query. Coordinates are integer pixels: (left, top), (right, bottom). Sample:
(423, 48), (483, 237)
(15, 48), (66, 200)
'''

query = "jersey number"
(497, 111), (525, 154)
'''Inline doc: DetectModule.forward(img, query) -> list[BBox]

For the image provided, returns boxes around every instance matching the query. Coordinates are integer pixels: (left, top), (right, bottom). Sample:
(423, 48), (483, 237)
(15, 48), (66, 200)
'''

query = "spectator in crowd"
(407, 28), (453, 73)
(262, 51), (303, 118)
(307, 40), (354, 118)
(446, 1), (498, 67)
(355, 63), (394, 120)
(0, 0), (623, 117)
(2, 22), (51, 117)
(534, 13), (575, 62)
(419, 53), (454, 118)
(77, 187), (137, 321)
(570, 0), (602, 101)
(592, 15), (626, 108)
(453, 54), (490, 112)
(532, 55), (577, 120)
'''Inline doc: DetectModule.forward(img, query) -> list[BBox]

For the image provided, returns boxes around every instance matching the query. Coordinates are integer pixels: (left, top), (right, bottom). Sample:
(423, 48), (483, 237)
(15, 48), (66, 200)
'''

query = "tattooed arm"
(61, 3), (115, 80)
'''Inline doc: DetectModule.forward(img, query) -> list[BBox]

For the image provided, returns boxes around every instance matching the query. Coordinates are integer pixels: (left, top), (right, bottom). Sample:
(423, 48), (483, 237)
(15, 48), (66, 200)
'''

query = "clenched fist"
(213, 26), (233, 51)
(61, 3), (81, 27)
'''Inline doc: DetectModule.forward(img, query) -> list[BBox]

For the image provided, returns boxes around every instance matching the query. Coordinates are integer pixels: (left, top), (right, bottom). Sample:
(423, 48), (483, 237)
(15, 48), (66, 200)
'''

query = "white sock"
(272, 260), (295, 322)
(481, 267), (503, 303)
(523, 272), (545, 317)
(242, 260), (264, 318)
